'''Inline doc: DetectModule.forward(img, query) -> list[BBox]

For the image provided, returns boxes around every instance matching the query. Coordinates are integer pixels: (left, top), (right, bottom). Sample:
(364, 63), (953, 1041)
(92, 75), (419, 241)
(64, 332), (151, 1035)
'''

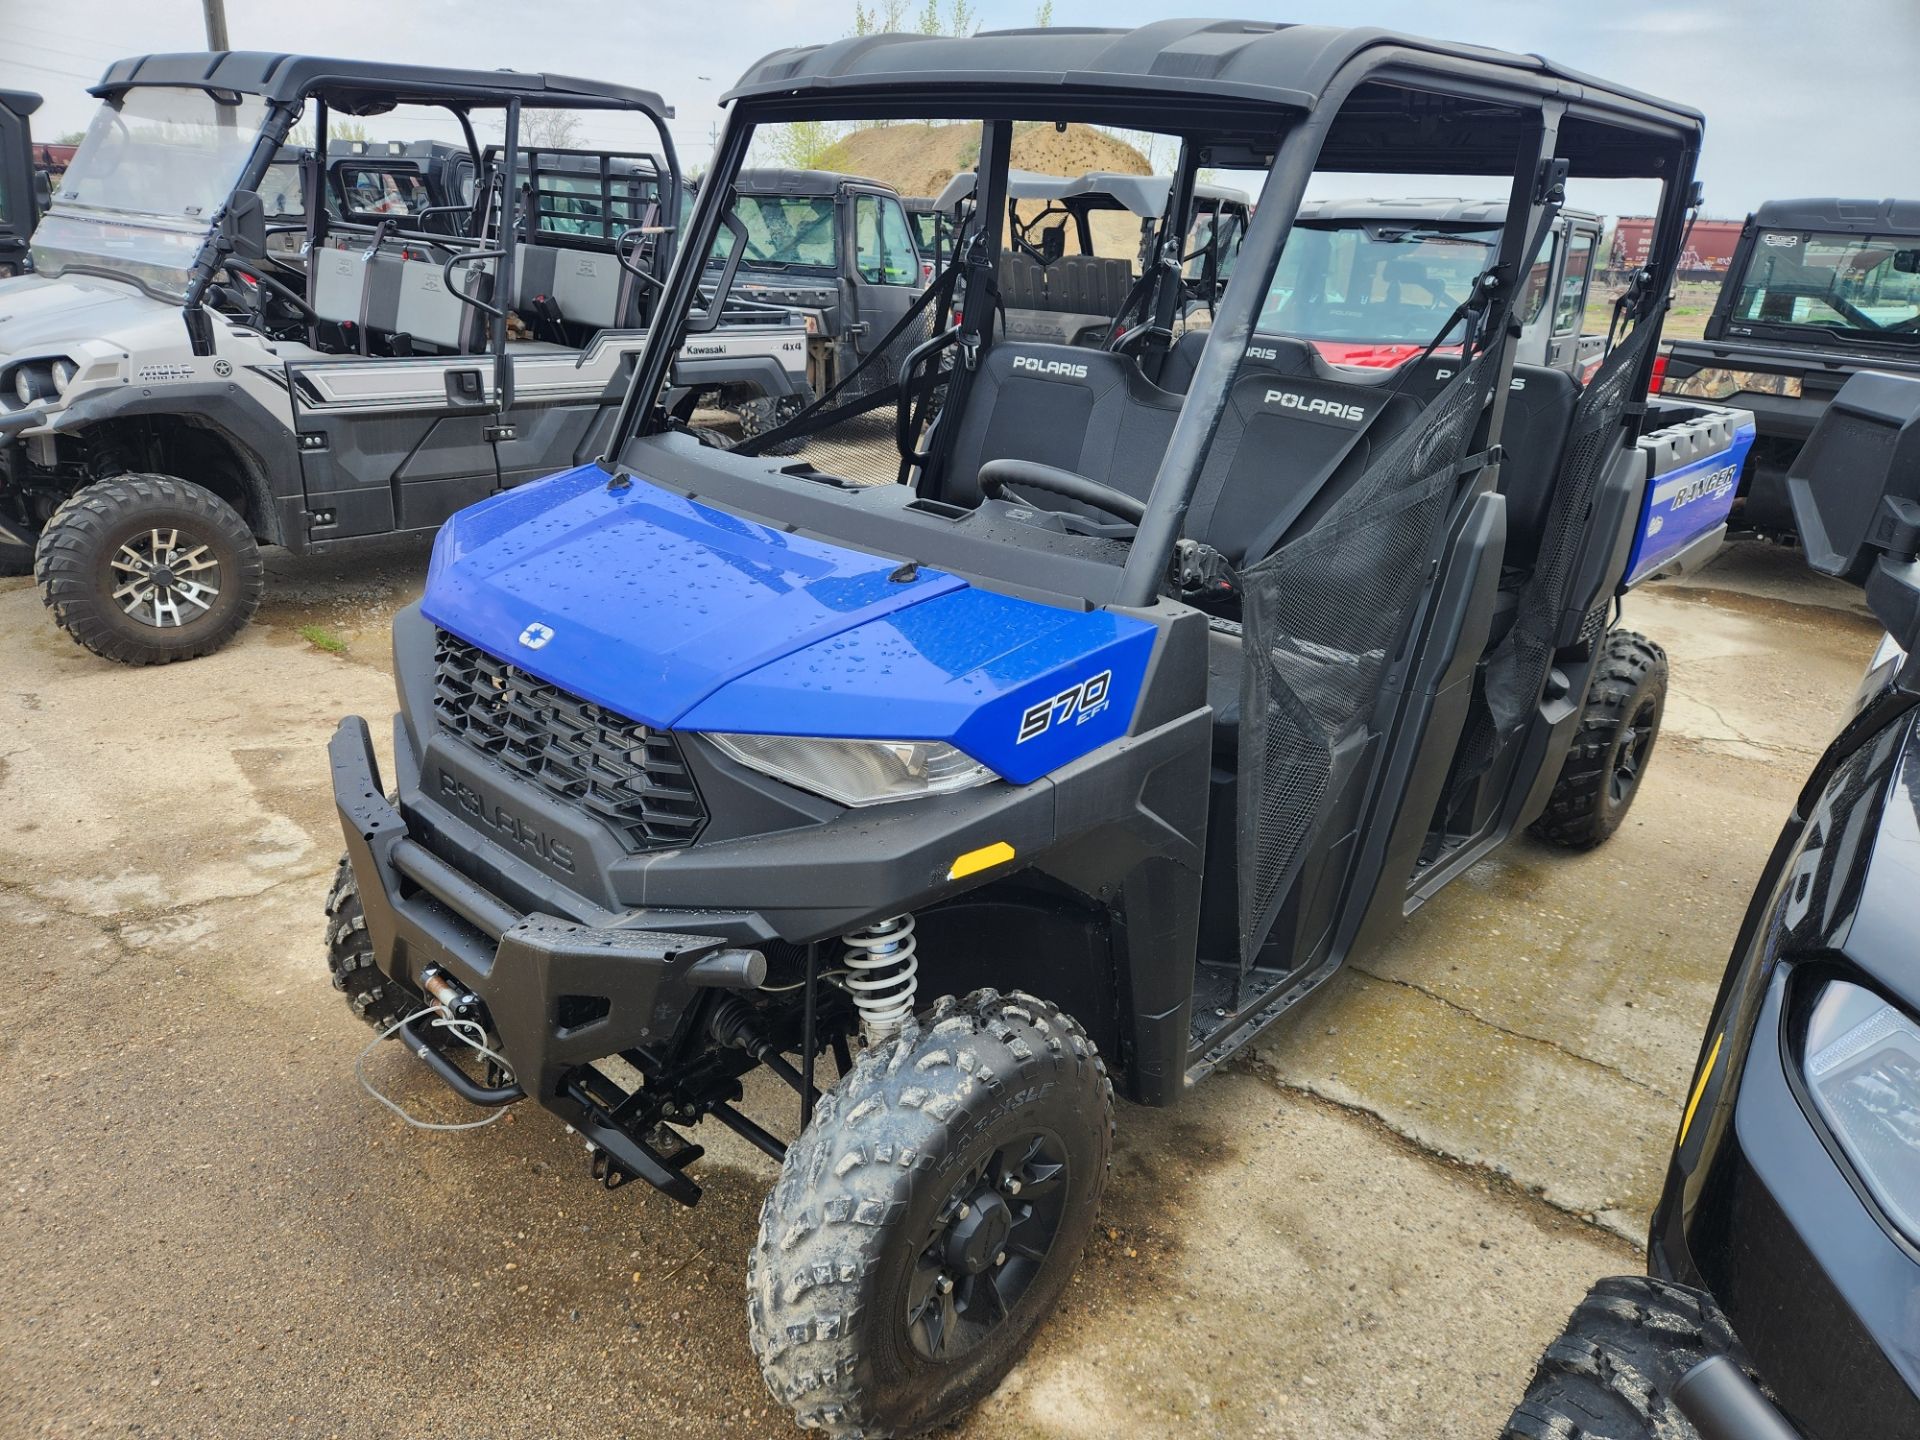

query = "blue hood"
(422, 468), (1156, 784)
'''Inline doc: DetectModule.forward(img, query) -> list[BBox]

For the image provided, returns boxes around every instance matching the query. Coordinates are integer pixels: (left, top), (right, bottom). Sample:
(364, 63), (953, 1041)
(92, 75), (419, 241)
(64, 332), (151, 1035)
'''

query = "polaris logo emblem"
(1264, 390), (1366, 423)
(518, 622), (555, 650)
(1017, 670), (1113, 743)
(1246, 345), (1278, 361)
(1012, 355), (1089, 379)
(438, 771), (576, 873)
(1762, 232), (1799, 248)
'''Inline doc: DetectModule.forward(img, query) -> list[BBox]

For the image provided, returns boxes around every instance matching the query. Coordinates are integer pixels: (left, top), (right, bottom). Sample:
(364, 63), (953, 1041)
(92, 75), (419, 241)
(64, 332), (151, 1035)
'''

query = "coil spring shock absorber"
(843, 915), (918, 1043)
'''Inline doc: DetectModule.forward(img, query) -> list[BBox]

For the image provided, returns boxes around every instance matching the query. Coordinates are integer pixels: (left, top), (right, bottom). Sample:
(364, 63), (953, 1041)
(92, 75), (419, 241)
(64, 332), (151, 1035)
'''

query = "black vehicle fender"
(46, 380), (300, 547)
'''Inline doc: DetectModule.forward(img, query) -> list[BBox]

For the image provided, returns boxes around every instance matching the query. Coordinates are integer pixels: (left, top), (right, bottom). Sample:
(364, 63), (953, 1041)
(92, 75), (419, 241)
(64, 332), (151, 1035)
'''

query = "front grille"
(431, 631), (706, 852)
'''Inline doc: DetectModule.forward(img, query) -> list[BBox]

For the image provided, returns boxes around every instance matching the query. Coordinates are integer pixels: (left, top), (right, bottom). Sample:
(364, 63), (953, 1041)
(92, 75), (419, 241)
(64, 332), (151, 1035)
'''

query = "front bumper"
(331, 717), (776, 1197)
(1651, 970), (1920, 1440)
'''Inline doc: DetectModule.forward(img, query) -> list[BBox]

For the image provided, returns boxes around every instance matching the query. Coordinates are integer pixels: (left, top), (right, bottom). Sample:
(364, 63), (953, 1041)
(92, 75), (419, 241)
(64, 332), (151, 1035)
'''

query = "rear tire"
(1501, 1275), (1750, 1440)
(324, 859), (416, 1032)
(748, 989), (1114, 1438)
(1532, 629), (1667, 849)
(737, 392), (809, 457)
(35, 474), (263, 665)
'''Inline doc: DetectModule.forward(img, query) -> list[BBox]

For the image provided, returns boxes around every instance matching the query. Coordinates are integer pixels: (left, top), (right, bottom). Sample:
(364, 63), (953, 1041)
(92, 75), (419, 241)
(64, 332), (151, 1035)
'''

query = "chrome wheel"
(110, 527), (221, 628)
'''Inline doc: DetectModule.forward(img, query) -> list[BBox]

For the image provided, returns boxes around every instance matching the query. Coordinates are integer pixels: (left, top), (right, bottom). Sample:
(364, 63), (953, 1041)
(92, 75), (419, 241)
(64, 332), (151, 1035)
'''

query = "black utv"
(1659, 198), (1920, 535)
(1504, 370), (1920, 1440)
(325, 20), (1743, 1437)
(0, 88), (47, 279)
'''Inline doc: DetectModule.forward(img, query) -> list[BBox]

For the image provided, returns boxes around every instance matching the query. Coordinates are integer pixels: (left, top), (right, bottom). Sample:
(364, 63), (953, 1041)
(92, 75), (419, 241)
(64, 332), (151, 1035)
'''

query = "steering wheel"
(978, 458), (1145, 525)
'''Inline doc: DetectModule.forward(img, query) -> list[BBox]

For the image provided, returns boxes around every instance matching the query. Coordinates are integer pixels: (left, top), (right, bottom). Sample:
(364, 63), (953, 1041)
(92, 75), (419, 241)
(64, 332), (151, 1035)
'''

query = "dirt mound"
(822, 122), (1155, 258)
(823, 121), (1151, 202)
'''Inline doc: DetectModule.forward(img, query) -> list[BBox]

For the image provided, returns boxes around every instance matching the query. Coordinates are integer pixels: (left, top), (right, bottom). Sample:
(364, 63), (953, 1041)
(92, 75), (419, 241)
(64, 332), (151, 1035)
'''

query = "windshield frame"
(31, 86), (290, 302)
(1720, 227), (1920, 347)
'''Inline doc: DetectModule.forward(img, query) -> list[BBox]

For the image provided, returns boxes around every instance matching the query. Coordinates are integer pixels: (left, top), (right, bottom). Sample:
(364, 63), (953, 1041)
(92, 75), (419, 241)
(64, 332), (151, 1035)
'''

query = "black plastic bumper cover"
(331, 716), (737, 1114)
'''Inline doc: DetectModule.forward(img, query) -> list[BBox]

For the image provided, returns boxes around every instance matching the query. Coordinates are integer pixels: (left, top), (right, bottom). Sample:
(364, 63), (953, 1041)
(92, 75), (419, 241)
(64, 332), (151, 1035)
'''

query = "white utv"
(0, 52), (808, 665)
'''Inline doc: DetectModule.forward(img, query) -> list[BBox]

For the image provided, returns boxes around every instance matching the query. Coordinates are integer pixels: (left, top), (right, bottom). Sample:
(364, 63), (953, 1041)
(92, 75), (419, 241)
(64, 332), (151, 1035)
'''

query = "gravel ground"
(0, 537), (1877, 1439)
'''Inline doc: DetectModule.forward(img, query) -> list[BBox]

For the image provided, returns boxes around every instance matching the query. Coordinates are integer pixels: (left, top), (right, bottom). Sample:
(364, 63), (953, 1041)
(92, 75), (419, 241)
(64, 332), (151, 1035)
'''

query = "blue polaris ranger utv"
(325, 22), (1751, 1436)
(1504, 372), (1920, 1440)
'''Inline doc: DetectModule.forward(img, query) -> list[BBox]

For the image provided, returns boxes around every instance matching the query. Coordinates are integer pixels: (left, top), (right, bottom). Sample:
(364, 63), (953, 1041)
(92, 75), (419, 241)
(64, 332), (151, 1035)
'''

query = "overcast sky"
(2, 0), (1914, 217)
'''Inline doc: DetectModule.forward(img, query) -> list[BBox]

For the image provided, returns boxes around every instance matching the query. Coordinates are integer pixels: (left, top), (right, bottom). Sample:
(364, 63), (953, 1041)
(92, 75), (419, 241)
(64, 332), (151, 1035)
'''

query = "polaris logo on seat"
(1017, 670), (1113, 743)
(1264, 390), (1365, 423)
(1012, 355), (1089, 379)
(1246, 345), (1279, 361)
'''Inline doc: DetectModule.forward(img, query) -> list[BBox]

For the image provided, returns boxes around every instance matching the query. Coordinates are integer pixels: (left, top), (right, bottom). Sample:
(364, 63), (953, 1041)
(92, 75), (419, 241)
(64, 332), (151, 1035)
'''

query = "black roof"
(90, 52), (670, 118)
(727, 21), (1700, 127)
(735, 167), (896, 197)
(0, 90), (43, 120)
(1752, 198), (1920, 235)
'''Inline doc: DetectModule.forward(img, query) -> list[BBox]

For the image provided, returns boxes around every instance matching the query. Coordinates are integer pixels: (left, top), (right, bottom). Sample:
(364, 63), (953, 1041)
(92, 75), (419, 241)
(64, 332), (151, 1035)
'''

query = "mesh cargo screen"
(1236, 349), (1497, 966)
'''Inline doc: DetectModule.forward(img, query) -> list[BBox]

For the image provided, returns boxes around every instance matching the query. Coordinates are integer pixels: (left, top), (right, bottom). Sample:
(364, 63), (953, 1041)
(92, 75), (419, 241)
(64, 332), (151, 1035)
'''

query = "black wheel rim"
(905, 1129), (1070, 1362)
(110, 526), (221, 629)
(1610, 698), (1658, 805)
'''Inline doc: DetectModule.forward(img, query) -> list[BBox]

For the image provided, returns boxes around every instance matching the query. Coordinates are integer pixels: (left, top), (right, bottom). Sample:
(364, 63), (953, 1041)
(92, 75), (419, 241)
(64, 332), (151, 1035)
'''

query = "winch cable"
(355, 1007), (515, 1132)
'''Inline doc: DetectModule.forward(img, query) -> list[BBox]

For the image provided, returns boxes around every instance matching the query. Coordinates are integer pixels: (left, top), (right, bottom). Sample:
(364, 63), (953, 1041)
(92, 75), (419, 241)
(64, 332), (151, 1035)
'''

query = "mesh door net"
(1484, 316), (1661, 733)
(1236, 349), (1498, 967)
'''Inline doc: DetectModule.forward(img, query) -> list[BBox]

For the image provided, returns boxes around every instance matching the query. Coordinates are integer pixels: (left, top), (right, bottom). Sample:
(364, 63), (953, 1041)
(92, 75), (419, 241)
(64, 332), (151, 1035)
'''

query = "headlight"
(707, 733), (995, 808)
(49, 359), (76, 395)
(13, 363), (56, 405)
(1803, 979), (1920, 1243)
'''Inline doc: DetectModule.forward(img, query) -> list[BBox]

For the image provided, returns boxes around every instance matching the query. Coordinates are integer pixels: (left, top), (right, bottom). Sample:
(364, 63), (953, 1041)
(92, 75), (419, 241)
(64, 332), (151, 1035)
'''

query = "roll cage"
(77, 52), (680, 399)
(613, 22), (1700, 608)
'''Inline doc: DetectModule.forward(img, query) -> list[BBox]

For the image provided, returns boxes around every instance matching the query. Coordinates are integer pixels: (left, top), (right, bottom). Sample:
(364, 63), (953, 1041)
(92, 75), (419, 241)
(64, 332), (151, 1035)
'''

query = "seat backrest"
(1182, 337), (1432, 565)
(1489, 364), (1579, 573)
(938, 342), (1183, 513)
(311, 239), (367, 325)
(517, 243), (626, 334)
(1159, 328), (1212, 394)
(997, 254), (1046, 312)
(1054, 255), (1132, 318)
(391, 255), (491, 352)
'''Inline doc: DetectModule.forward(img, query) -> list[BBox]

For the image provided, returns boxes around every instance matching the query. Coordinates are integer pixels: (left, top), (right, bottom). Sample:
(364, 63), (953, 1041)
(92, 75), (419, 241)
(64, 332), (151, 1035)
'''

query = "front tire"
(1502, 1275), (1750, 1440)
(35, 474), (264, 665)
(748, 989), (1114, 1438)
(324, 859), (416, 1032)
(1532, 629), (1668, 849)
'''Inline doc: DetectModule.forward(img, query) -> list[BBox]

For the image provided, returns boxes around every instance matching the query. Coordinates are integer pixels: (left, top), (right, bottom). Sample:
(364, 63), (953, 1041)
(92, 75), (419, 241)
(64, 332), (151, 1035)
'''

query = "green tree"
(949, 0), (977, 34)
(1034, 1), (1053, 24)
(758, 120), (843, 170)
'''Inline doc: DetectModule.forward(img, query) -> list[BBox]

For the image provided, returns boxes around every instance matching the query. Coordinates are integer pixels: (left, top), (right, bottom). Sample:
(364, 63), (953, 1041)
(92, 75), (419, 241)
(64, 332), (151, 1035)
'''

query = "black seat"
(1181, 338), (1432, 565)
(938, 342), (1184, 515)
(1159, 328), (1212, 394)
(1490, 364), (1579, 575)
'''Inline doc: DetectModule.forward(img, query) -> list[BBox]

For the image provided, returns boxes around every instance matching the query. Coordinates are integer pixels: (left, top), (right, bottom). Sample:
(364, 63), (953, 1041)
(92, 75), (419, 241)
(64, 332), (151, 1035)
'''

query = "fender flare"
(46, 380), (300, 547)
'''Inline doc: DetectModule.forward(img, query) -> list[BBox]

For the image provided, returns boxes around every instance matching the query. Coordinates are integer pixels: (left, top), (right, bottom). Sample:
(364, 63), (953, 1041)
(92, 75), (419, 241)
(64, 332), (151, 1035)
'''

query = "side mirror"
(1038, 225), (1066, 265)
(31, 168), (51, 215)
(1788, 370), (1920, 648)
(1893, 249), (1920, 275)
(221, 190), (267, 258)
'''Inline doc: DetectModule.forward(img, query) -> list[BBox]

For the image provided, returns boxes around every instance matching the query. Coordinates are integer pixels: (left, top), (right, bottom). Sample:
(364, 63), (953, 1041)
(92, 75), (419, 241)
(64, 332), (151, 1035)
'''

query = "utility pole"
(202, 0), (230, 51)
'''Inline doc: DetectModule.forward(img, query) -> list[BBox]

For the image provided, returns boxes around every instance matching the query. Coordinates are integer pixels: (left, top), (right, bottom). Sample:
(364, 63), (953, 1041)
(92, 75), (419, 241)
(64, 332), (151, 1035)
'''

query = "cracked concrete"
(0, 540), (1880, 1438)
